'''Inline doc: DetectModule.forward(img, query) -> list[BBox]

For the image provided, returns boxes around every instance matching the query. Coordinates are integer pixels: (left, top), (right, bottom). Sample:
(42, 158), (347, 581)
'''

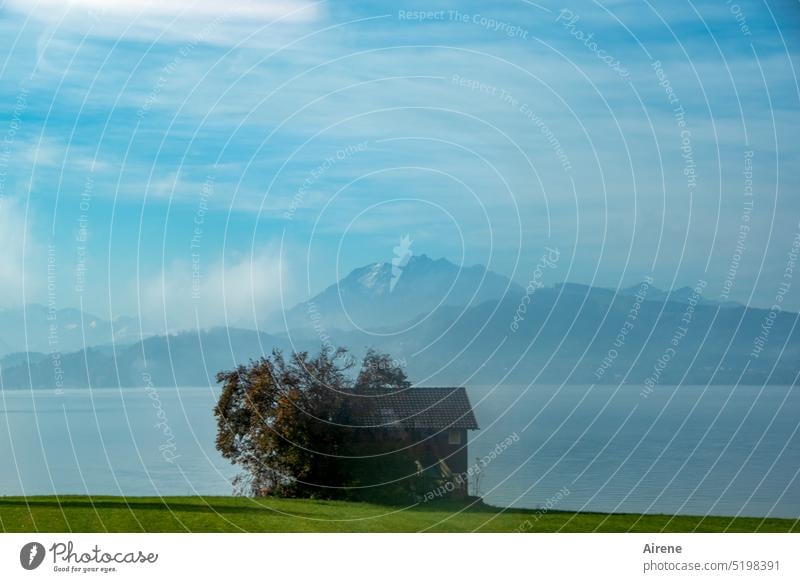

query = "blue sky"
(0, 0), (799, 330)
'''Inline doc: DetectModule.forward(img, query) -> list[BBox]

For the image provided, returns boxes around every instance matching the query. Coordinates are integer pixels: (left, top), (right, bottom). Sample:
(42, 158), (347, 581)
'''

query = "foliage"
(214, 347), (417, 500)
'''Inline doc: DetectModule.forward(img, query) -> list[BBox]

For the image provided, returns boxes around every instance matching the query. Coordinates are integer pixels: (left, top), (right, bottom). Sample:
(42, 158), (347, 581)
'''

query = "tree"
(214, 347), (415, 500)
(355, 348), (410, 392)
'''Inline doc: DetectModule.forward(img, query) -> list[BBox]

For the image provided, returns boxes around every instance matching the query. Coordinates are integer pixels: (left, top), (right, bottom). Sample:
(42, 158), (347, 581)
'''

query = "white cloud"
(21, 139), (112, 173)
(150, 170), (183, 199)
(141, 246), (293, 331)
(9, 0), (319, 20)
(7, 0), (321, 44)
(0, 198), (40, 308)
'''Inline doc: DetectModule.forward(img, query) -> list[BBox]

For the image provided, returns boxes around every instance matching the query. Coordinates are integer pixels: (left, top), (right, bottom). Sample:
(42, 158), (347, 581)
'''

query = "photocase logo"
(20, 542), (46, 570)
(390, 234), (413, 292)
(15, 539), (158, 574)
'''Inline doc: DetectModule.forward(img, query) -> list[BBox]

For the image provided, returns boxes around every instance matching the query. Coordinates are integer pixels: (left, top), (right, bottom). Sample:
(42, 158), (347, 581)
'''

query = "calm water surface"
(1, 385), (797, 518)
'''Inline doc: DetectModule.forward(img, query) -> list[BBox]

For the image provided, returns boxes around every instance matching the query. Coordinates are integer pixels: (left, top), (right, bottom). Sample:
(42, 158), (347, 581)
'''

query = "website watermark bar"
(0, 534), (796, 580)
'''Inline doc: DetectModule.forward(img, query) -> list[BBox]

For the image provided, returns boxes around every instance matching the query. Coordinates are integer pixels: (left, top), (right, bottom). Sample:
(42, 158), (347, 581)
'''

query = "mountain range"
(268, 254), (523, 332)
(2, 255), (797, 389)
(0, 305), (142, 359)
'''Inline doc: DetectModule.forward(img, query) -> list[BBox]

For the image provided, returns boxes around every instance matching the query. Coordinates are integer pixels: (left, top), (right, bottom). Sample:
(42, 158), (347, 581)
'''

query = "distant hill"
(0, 327), (296, 390)
(0, 305), (142, 358)
(328, 287), (799, 386)
(3, 257), (797, 389)
(556, 282), (738, 308)
(0, 351), (48, 369)
(269, 254), (522, 333)
(271, 269), (798, 386)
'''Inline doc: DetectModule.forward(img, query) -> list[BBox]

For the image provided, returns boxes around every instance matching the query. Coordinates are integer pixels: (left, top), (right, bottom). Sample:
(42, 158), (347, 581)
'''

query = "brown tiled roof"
(356, 387), (479, 430)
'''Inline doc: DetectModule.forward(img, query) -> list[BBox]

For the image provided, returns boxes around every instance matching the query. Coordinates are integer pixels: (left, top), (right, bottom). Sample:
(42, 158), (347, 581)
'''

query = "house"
(353, 387), (479, 497)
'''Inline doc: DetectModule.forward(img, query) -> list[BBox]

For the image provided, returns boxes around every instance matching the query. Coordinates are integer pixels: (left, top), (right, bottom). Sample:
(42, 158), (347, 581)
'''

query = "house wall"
(354, 427), (472, 497)
(410, 429), (470, 496)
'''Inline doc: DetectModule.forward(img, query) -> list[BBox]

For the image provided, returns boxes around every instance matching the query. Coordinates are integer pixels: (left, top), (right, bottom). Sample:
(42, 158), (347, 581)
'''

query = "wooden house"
(353, 387), (479, 497)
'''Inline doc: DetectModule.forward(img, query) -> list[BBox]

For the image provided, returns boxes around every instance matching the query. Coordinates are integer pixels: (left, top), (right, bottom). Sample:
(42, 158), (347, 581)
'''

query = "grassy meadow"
(0, 496), (796, 533)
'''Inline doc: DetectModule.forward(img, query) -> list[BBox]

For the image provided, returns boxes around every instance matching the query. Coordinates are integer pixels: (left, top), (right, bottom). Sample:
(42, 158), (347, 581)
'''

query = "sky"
(0, 0), (799, 331)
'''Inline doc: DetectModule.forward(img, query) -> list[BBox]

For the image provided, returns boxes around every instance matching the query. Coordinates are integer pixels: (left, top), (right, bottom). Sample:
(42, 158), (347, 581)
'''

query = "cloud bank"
(141, 246), (292, 331)
(6, 0), (321, 44)
(0, 198), (39, 308)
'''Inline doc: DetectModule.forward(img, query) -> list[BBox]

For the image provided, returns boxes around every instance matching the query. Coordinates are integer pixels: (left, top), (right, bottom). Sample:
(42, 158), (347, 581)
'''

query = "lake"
(0, 385), (797, 518)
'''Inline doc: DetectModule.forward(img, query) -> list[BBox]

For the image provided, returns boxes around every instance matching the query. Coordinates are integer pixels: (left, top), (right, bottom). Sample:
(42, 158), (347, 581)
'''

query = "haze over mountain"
(269, 254), (523, 333)
(2, 255), (797, 389)
(0, 305), (142, 359)
(0, 328), (296, 390)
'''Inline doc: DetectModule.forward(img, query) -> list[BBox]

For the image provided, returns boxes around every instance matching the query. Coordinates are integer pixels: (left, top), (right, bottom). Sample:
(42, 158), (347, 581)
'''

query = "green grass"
(0, 496), (797, 532)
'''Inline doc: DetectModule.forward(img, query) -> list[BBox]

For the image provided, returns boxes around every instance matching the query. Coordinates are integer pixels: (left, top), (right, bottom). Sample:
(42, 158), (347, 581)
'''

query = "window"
(448, 429), (462, 445)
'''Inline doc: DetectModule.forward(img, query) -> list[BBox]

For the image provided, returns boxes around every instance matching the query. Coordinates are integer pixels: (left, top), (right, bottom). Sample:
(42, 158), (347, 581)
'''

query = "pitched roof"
(355, 387), (479, 430)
